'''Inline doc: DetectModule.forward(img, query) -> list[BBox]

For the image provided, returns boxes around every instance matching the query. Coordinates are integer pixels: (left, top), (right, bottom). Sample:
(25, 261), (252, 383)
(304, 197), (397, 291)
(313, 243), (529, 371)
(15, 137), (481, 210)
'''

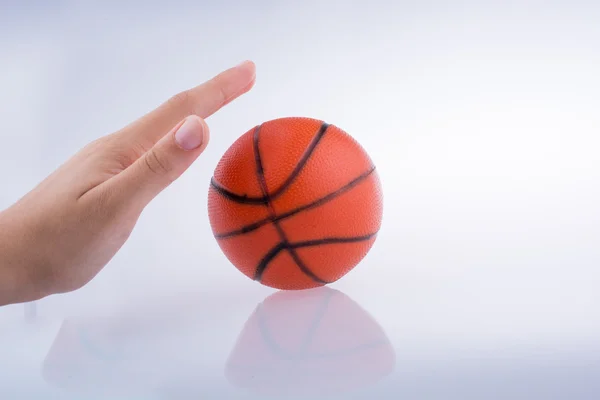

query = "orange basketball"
(207, 117), (383, 290)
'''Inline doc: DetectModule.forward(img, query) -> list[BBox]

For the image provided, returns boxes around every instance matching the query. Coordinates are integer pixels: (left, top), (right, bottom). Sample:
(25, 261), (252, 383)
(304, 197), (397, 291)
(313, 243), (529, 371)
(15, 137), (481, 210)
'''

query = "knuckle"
(75, 133), (127, 167)
(167, 89), (194, 114)
(87, 135), (110, 148)
(78, 136), (109, 157)
(213, 80), (229, 108)
(103, 136), (140, 171)
(203, 78), (229, 113)
(143, 148), (172, 176)
(113, 151), (138, 171)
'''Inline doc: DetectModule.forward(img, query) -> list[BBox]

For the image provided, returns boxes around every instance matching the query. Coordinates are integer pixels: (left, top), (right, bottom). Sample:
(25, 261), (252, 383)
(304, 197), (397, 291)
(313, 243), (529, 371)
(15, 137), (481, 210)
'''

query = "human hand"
(0, 61), (256, 306)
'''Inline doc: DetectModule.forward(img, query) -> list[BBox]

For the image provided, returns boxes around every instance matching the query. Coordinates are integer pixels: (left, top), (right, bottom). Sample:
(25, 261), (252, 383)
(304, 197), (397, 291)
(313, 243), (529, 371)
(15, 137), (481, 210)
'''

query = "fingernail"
(174, 116), (204, 150)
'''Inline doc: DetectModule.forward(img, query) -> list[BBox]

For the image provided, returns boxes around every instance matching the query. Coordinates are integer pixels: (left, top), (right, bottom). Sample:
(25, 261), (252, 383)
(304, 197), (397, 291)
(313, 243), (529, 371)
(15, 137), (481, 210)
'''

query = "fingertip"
(236, 60), (256, 82)
(236, 59), (255, 72)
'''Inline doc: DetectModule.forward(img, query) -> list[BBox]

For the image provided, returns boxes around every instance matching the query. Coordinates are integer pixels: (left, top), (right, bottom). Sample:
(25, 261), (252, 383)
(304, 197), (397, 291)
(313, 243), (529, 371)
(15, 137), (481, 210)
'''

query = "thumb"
(110, 115), (210, 206)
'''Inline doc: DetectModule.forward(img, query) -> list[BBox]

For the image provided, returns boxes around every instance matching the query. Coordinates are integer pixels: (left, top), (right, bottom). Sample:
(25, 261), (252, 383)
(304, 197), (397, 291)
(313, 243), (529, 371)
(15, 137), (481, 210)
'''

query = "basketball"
(207, 117), (383, 290)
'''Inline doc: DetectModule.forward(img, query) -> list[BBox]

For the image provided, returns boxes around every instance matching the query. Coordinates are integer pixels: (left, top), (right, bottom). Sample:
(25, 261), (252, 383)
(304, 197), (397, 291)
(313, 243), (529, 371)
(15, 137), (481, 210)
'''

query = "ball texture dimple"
(208, 116), (383, 290)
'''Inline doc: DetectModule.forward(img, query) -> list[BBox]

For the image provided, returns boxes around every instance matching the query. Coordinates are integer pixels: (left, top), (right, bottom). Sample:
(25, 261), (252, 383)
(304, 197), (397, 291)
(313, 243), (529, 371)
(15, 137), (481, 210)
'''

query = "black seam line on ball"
(214, 166), (376, 239)
(210, 122), (330, 205)
(253, 233), (378, 282)
(288, 233), (377, 248)
(252, 124), (328, 285)
(210, 178), (268, 205)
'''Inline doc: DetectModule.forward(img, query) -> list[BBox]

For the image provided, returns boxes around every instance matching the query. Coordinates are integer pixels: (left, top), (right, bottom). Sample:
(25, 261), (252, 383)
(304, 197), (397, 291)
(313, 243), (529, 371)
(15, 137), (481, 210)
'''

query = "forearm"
(0, 247), (20, 306)
(0, 209), (38, 306)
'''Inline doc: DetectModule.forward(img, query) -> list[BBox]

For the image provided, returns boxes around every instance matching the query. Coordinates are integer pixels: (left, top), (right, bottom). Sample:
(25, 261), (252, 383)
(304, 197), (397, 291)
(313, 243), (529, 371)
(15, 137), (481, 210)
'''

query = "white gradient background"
(1, 0), (600, 398)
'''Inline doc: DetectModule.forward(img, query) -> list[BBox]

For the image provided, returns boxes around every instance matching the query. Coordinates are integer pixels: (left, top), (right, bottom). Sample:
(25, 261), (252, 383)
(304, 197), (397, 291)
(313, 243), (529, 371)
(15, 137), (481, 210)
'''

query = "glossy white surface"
(1, 1), (600, 398)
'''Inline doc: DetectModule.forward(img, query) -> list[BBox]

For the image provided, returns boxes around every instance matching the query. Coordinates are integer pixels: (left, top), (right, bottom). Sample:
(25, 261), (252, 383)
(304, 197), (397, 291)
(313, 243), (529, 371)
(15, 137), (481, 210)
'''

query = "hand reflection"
(225, 287), (396, 397)
(41, 290), (237, 397)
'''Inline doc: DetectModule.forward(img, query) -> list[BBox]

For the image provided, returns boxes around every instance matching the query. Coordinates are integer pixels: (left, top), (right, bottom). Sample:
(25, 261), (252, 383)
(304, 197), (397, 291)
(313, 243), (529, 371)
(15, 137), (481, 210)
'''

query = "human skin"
(0, 61), (256, 306)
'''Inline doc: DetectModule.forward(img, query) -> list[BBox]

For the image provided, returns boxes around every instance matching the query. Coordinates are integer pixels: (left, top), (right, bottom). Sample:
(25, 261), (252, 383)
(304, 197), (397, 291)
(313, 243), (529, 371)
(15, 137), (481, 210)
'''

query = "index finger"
(120, 60), (256, 150)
